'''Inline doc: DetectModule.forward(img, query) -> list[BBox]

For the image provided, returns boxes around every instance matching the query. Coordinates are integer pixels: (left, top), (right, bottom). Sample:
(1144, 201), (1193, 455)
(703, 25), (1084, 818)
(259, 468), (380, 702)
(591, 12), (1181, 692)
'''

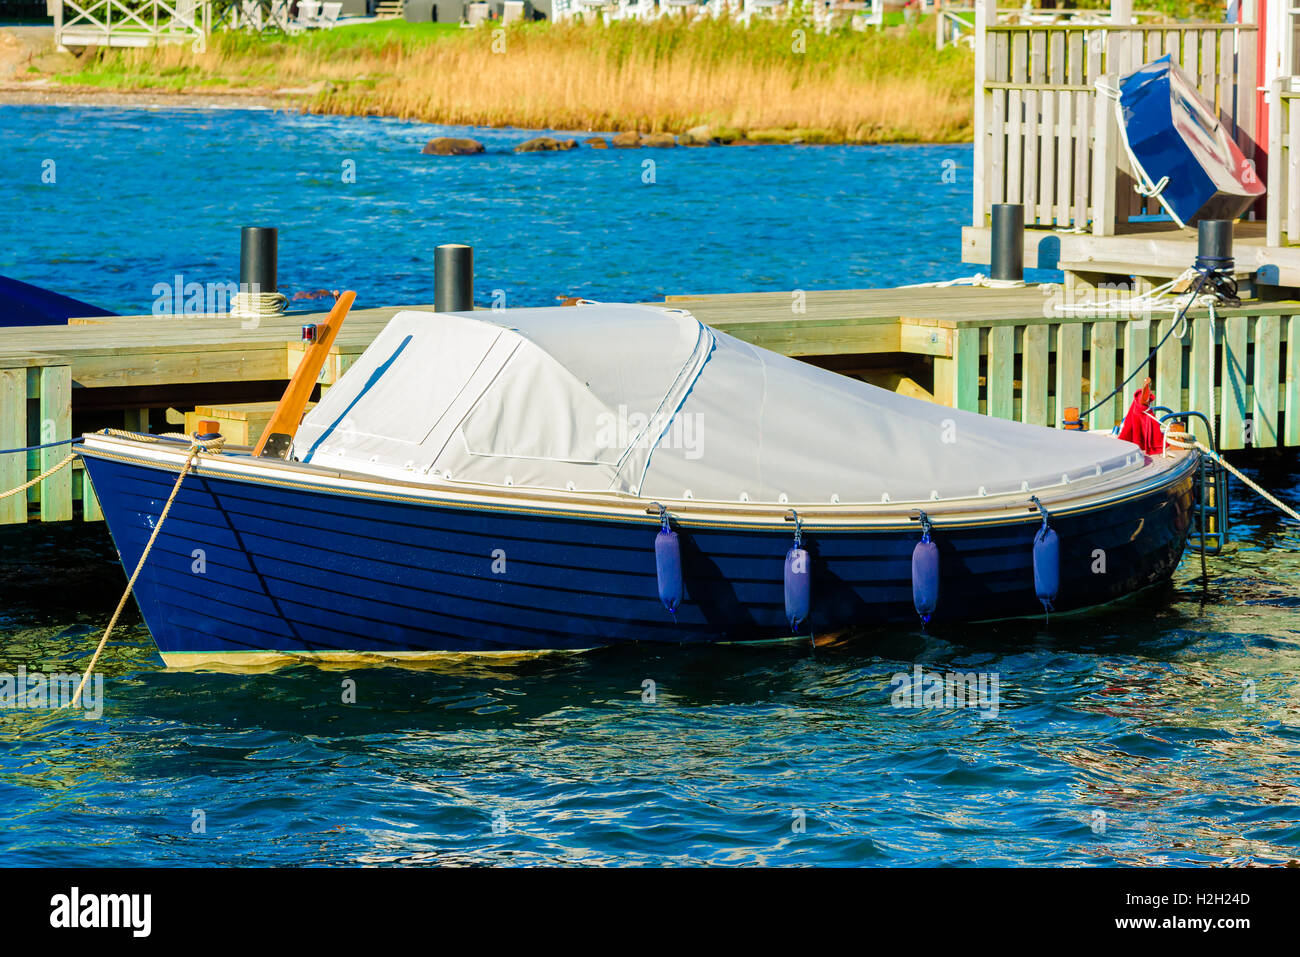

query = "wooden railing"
(55, 0), (210, 50)
(931, 306), (1296, 450)
(973, 0), (1259, 236)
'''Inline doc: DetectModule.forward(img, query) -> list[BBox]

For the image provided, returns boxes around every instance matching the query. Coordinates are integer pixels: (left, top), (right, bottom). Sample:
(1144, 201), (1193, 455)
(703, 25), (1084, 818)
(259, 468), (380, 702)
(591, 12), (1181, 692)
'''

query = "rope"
(67, 434), (225, 710)
(1070, 269), (1212, 426)
(1164, 432), (1300, 524)
(1095, 77), (1188, 228)
(229, 290), (289, 320)
(1052, 267), (1217, 317)
(900, 273), (1026, 289)
(0, 452), (77, 501)
(0, 437), (82, 455)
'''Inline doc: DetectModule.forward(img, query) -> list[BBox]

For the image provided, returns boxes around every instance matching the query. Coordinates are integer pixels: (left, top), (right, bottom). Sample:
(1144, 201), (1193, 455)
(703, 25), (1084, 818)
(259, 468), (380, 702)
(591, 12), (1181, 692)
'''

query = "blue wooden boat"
(80, 304), (1198, 667)
(1118, 54), (1265, 226)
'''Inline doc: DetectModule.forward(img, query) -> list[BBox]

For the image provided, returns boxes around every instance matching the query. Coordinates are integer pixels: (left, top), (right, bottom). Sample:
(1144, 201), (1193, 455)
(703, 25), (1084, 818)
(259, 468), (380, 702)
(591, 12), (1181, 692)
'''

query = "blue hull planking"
(82, 453), (1198, 656)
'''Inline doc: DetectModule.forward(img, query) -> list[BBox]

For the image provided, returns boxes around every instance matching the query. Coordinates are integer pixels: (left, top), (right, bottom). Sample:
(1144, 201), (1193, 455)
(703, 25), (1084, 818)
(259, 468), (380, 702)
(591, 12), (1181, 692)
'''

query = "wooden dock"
(2, 283), (1296, 525)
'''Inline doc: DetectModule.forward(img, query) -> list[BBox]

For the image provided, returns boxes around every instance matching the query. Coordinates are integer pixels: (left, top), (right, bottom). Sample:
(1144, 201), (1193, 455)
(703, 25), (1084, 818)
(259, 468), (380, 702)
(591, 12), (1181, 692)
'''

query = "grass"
(50, 17), (975, 144)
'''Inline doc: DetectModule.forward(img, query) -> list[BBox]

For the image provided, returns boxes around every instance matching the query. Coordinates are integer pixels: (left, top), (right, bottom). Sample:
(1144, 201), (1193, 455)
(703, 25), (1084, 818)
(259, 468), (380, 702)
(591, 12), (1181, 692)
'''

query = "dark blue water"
(0, 105), (1025, 312)
(1, 107), (1298, 867)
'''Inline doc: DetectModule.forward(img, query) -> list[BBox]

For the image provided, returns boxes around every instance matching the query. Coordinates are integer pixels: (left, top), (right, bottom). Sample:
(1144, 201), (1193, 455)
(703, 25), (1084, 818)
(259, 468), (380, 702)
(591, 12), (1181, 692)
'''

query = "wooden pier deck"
(1, 284), (1296, 525)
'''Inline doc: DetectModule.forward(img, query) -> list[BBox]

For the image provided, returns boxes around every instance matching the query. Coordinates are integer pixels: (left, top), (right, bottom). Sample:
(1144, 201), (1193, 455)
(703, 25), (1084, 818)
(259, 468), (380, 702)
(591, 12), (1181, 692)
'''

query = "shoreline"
(2, 19), (973, 145)
(0, 80), (973, 145)
(0, 81), (293, 111)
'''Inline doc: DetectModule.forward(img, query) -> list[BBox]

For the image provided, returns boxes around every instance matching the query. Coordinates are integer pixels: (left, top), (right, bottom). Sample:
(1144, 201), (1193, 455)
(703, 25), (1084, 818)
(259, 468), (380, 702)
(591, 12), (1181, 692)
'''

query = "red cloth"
(1117, 381), (1163, 455)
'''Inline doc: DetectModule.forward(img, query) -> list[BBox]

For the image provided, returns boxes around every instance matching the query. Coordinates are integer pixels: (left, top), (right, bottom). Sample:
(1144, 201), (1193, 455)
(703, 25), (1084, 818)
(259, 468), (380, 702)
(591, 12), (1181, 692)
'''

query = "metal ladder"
(1159, 410), (1228, 554)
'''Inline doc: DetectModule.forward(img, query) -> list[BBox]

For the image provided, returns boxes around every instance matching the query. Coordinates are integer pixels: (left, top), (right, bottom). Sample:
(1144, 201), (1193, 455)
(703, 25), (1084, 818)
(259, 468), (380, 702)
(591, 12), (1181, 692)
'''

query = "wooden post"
(1055, 322), (1084, 427)
(1219, 314), (1249, 449)
(51, 0), (63, 52)
(934, 325), (980, 412)
(36, 364), (73, 523)
(1092, 74), (1119, 237)
(1090, 320), (1118, 429)
(1235, 0), (1260, 195)
(972, 0), (995, 228)
(1286, 314), (1300, 446)
(0, 362), (25, 525)
(987, 325), (1015, 419)
(1253, 314), (1280, 447)
(1109, 0), (1132, 24)
(80, 467), (103, 522)
(1155, 316), (1184, 413)
(1188, 315), (1214, 445)
(1268, 78), (1283, 248)
(1020, 323), (1050, 426)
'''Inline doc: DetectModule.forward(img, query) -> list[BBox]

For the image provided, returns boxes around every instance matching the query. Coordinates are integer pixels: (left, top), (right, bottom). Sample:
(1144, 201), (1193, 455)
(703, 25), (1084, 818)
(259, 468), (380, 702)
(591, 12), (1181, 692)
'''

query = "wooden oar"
(254, 290), (356, 459)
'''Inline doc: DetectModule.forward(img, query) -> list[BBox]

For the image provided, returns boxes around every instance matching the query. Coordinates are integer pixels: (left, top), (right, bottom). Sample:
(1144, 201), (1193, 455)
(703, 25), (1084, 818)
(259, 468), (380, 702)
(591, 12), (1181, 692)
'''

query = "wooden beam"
(0, 365), (25, 525)
(37, 363), (73, 523)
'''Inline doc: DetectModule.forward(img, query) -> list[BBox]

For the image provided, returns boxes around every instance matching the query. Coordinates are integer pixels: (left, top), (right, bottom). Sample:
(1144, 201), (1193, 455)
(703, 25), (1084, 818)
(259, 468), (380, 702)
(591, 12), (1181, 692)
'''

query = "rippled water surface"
(0, 107), (1298, 866)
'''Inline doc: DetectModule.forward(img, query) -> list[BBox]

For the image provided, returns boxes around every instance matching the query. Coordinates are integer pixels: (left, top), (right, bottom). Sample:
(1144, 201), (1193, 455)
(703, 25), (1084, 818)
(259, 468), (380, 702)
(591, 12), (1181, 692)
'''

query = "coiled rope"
(229, 290), (289, 320)
(66, 433), (225, 710)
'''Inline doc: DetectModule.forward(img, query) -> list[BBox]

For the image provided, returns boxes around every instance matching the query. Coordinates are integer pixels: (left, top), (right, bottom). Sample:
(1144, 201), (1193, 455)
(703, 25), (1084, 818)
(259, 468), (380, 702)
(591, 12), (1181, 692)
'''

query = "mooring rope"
(1065, 269), (1212, 428)
(229, 290), (289, 320)
(0, 437), (83, 455)
(0, 452), (78, 501)
(66, 433), (225, 710)
(899, 273), (1026, 289)
(1162, 431), (1300, 525)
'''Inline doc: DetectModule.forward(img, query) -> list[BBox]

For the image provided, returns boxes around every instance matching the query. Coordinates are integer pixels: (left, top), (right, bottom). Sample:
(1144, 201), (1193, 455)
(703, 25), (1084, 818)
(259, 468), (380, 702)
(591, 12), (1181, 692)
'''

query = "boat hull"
(81, 446), (1198, 664)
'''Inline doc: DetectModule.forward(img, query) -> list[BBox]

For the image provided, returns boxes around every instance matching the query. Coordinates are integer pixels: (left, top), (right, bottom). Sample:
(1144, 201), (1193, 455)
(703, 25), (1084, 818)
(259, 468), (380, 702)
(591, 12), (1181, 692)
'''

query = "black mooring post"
(990, 203), (1024, 281)
(1196, 219), (1234, 271)
(435, 244), (474, 312)
(239, 226), (278, 294)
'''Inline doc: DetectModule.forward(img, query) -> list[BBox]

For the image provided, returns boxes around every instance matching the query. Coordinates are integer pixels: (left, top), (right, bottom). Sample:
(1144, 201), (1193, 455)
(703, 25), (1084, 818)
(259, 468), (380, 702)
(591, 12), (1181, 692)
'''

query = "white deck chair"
(661, 0), (697, 16)
(575, 0), (611, 20)
(287, 0), (320, 32)
(615, 0), (654, 18)
(502, 0), (525, 23)
(464, 1), (490, 25)
(318, 0), (342, 27)
(740, 0), (780, 24)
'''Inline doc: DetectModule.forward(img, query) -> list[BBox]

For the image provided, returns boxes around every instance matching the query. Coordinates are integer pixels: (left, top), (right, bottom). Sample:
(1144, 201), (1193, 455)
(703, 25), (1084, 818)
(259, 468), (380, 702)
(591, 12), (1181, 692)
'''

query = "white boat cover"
(292, 304), (1145, 504)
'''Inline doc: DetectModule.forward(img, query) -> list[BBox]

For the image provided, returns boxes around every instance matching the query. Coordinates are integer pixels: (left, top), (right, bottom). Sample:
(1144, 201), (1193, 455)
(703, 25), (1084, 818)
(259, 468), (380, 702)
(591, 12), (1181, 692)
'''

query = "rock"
(678, 125), (713, 146)
(513, 136), (578, 153)
(611, 131), (641, 148)
(640, 132), (677, 148)
(584, 136), (609, 149)
(421, 137), (485, 156)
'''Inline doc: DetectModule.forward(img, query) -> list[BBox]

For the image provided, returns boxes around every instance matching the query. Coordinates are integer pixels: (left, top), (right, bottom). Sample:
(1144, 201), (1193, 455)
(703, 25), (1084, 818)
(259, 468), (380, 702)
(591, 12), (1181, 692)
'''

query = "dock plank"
(1220, 314), (1248, 449)
(1020, 323), (1049, 426)
(1188, 315), (1214, 445)
(0, 365), (25, 525)
(1287, 315), (1300, 447)
(987, 325), (1015, 419)
(1089, 320), (1117, 429)
(1253, 314), (1280, 448)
